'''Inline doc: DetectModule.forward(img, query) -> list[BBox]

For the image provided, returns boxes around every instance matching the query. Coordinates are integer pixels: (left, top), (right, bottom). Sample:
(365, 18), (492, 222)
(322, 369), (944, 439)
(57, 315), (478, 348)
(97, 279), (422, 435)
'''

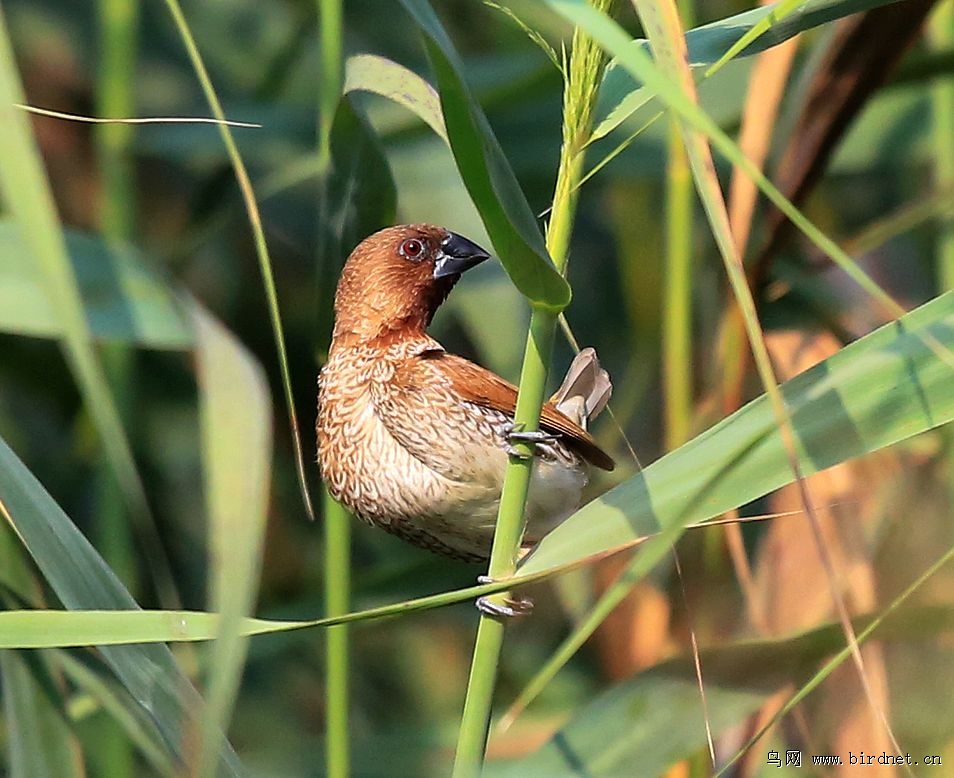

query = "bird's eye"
(399, 238), (425, 260)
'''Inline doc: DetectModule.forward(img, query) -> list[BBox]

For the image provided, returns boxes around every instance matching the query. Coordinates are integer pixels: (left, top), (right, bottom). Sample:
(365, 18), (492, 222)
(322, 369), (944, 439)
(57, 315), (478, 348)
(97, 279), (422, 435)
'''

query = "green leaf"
(594, 0), (909, 141)
(398, 0), (571, 311)
(0, 221), (192, 349)
(192, 304), (272, 777)
(0, 435), (244, 774)
(521, 289), (954, 576)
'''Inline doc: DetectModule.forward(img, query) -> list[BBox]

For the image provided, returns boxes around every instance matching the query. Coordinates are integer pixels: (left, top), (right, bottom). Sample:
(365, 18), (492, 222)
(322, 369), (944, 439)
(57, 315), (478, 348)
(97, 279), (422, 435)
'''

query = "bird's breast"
(317, 345), (588, 561)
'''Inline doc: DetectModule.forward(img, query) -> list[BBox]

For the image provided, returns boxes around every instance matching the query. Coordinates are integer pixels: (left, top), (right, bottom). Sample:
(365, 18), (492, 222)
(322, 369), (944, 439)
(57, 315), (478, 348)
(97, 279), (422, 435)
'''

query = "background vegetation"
(1, 0), (953, 775)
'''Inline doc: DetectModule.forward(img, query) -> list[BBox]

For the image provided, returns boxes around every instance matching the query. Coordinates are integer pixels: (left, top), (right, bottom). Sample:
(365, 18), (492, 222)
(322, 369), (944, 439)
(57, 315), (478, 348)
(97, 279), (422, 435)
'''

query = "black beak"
(432, 232), (491, 279)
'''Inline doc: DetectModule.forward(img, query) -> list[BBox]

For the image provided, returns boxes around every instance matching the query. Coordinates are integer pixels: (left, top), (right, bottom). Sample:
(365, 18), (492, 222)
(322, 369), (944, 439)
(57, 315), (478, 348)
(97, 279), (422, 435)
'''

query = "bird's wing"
(429, 352), (615, 471)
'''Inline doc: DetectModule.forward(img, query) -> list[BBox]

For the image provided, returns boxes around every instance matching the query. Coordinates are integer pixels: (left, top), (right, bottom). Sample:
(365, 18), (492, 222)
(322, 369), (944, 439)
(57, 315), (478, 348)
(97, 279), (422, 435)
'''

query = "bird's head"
(331, 224), (491, 345)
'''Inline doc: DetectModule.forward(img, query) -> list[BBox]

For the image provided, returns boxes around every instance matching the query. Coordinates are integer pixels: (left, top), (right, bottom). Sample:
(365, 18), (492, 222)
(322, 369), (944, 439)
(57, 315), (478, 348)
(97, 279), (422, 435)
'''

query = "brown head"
(331, 224), (490, 345)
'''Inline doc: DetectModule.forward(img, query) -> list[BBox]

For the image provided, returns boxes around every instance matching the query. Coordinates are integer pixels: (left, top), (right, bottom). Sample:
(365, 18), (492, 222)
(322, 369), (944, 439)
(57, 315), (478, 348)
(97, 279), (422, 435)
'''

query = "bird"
(316, 224), (615, 568)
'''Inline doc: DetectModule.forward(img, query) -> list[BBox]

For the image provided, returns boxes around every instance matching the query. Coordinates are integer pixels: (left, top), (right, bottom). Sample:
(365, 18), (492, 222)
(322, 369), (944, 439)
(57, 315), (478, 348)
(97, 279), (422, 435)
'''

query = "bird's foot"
(503, 422), (559, 460)
(475, 575), (533, 618)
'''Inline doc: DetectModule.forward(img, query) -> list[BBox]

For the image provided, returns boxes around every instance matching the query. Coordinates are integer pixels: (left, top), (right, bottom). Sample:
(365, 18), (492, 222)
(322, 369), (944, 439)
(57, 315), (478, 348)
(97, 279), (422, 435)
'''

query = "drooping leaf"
(398, 0), (571, 311)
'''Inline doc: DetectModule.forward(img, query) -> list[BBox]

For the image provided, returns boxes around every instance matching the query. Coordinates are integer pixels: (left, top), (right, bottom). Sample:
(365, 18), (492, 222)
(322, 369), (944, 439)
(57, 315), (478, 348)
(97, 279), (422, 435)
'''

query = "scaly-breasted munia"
(317, 224), (614, 564)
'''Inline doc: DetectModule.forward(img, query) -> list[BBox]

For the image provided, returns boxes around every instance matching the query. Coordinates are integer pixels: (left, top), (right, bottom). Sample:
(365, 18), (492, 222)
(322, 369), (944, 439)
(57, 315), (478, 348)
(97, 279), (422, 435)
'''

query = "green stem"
(94, 0), (139, 598)
(663, 0), (696, 453)
(96, 0), (137, 240)
(316, 4), (347, 772)
(930, 0), (954, 292)
(322, 489), (351, 778)
(452, 4), (612, 775)
(663, 120), (693, 451)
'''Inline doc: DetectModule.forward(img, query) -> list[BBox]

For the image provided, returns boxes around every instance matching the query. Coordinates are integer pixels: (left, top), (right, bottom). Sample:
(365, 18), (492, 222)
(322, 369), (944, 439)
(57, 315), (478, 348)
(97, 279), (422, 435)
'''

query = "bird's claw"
(476, 595), (534, 618)
(475, 576), (533, 618)
(503, 422), (559, 460)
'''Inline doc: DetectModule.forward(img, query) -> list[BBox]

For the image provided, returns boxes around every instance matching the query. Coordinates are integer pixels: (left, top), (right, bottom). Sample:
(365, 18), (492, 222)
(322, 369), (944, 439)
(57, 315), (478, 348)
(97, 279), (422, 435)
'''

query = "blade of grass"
(662, 2), (714, 761)
(161, 0), (316, 522)
(192, 305), (272, 778)
(318, 14), (351, 774)
(93, 0), (139, 613)
(663, 120), (694, 450)
(15, 105), (259, 127)
(96, 0), (138, 242)
(662, 0), (696, 453)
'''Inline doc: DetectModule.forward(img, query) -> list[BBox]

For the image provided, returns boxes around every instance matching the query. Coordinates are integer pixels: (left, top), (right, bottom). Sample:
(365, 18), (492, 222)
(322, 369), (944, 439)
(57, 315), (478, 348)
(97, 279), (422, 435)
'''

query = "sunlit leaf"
(344, 53), (447, 142)
(521, 290), (954, 576)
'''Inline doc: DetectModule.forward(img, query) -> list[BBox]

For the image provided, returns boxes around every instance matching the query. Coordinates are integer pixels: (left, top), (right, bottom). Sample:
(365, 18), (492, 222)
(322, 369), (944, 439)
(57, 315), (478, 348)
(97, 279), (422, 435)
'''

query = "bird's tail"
(550, 347), (612, 430)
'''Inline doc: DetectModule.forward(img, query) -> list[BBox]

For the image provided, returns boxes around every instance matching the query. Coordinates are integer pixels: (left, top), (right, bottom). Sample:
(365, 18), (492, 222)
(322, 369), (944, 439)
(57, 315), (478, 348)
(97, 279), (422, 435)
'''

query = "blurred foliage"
(1, 0), (953, 776)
